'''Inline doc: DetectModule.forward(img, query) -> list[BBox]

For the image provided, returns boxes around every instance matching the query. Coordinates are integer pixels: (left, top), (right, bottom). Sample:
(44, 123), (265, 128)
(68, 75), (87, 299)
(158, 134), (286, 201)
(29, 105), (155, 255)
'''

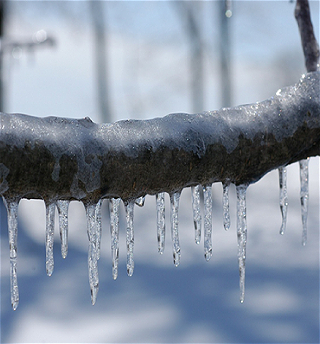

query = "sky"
(1, 1), (319, 343)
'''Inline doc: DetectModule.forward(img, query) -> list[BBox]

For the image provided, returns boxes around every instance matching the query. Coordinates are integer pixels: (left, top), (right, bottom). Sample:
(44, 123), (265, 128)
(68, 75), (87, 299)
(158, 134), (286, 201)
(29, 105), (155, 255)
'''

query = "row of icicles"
(2, 158), (309, 310)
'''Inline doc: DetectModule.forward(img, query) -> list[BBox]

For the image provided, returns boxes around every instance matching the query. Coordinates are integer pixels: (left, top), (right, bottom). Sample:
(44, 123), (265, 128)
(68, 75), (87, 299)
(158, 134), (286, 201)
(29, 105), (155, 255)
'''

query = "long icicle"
(191, 185), (201, 244)
(110, 198), (120, 280)
(236, 184), (248, 303)
(45, 201), (55, 277)
(3, 196), (20, 310)
(125, 201), (134, 277)
(95, 199), (102, 260)
(299, 158), (309, 246)
(222, 181), (231, 231)
(156, 192), (166, 254)
(278, 167), (288, 235)
(170, 192), (181, 267)
(85, 202), (100, 305)
(203, 184), (213, 261)
(56, 200), (69, 259)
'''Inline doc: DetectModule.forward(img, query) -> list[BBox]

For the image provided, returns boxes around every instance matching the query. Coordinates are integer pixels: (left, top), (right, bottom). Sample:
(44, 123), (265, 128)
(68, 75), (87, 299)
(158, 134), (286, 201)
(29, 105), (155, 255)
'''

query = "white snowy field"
(1, 1), (319, 343)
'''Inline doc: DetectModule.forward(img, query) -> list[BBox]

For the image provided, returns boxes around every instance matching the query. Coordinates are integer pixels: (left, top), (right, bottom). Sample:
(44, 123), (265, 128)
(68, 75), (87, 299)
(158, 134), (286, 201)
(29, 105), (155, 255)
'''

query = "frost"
(299, 159), (309, 246)
(84, 201), (101, 305)
(156, 192), (166, 254)
(45, 202), (55, 277)
(203, 185), (213, 261)
(56, 200), (69, 259)
(2, 196), (20, 310)
(191, 185), (201, 244)
(278, 167), (288, 235)
(222, 181), (230, 231)
(125, 201), (134, 276)
(110, 198), (120, 280)
(236, 184), (248, 303)
(170, 192), (181, 267)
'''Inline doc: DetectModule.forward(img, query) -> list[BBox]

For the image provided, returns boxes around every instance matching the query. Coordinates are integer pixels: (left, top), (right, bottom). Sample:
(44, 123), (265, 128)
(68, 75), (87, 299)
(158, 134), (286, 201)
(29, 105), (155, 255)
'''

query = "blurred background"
(0, 0), (319, 342)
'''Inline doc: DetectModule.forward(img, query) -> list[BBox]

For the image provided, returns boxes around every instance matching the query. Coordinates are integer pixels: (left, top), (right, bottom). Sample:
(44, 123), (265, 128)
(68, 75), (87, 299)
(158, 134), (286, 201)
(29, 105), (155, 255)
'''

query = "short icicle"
(125, 200), (135, 277)
(170, 191), (181, 267)
(299, 159), (309, 246)
(222, 181), (231, 231)
(191, 185), (201, 244)
(56, 200), (69, 259)
(45, 201), (55, 277)
(110, 198), (120, 280)
(236, 184), (248, 303)
(85, 201), (101, 305)
(156, 192), (166, 254)
(3, 196), (20, 310)
(135, 196), (145, 207)
(278, 167), (288, 235)
(203, 185), (213, 261)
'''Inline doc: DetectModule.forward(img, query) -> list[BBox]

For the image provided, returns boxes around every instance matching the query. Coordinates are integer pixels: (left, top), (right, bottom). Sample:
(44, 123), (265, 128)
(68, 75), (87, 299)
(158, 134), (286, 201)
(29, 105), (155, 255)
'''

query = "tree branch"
(295, 0), (320, 72)
(1, 71), (319, 203)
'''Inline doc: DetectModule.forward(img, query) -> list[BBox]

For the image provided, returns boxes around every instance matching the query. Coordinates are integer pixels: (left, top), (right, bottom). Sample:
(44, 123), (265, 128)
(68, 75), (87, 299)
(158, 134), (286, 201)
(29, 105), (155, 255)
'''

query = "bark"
(0, 71), (319, 203)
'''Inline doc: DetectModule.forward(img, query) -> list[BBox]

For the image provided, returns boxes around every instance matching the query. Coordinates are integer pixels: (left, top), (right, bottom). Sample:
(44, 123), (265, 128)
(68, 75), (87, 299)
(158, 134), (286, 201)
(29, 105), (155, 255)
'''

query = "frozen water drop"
(236, 184), (248, 303)
(56, 200), (69, 259)
(191, 185), (201, 244)
(299, 159), (309, 246)
(45, 201), (55, 277)
(203, 185), (213, 261)
(125, 201), (135, 276)
(3, 196), (20, 310)
(135, 196), (145, 207)
(110, 198), (120, 280)
(222, 181), (230, 231)
(278, 167), (288, 235)
(85, 202), (100, 305)
(156, 193), (166, 254)
(170, 192), (181, 267)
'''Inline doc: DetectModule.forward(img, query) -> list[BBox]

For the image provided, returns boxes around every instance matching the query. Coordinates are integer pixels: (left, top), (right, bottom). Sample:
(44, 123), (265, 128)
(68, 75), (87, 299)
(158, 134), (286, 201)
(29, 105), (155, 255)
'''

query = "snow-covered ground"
(1, 1), (319, 343)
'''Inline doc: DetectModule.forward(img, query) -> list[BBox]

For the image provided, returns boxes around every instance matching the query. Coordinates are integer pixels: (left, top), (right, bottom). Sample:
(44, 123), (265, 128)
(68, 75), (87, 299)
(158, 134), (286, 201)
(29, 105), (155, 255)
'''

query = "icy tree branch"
(1, 71), (319, 203)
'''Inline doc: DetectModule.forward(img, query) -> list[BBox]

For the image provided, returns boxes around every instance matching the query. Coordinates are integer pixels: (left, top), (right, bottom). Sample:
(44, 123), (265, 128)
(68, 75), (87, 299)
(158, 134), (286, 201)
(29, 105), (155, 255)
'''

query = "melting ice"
(156, 192), (166, 254)
(170, 192), (181, 267)
(45, 202), (55, 277)
(203, 185), (213, 261)
(110, 198), (120, 280)
(125, 201), (135, 276)
(191, 185), (201, 244)
(299, 159), (309, 246)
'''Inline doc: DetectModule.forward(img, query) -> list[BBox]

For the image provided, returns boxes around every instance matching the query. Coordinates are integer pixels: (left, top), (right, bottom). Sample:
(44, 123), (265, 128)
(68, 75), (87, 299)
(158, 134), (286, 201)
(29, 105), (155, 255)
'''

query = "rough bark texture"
(1, 71), (319, 203)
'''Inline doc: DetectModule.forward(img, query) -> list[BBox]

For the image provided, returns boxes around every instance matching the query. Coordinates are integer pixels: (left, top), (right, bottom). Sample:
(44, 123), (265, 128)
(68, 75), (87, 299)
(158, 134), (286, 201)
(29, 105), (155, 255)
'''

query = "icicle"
(278, 167), (288, 235)
(95, 199), (102, 260)
(125, 201), (135, 277)
(85, 202), (101, 305)
(3, 196), (20, 310)
(156, 192), (166, 254)
(45, 201), (55, 277)
(135, 196), (145, 207)
(299, 159), (309, 246)
(56, 200), (69, 259)
(203, 185), (213, 261)
(236, 184), (248, 303)
(110, 198), (120, 280)
(170, 192), (181, 267)
(222, 181), (230, 231)
(191, 185), (201, 244)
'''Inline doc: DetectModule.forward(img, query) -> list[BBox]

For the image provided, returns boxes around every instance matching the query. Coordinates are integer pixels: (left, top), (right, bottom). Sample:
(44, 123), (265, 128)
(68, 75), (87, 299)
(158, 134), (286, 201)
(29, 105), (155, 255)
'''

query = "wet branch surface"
(1, 72), (319, 203)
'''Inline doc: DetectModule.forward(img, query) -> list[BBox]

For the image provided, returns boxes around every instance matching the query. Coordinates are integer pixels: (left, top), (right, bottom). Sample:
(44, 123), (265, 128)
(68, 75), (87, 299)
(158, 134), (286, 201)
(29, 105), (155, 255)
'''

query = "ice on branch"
(156, 192), (166, 254)
(110, 198), (120, 280)
(191, 185), (202, 244)
(203, 185), (213, 261)
(170, 192), (181, 267)
(278, 167), (288, 235)
(299, 158), (309, 246)
(45, 201), (55, 277)
(125, 201), (135, 276)
(56, 200), (69, 259)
